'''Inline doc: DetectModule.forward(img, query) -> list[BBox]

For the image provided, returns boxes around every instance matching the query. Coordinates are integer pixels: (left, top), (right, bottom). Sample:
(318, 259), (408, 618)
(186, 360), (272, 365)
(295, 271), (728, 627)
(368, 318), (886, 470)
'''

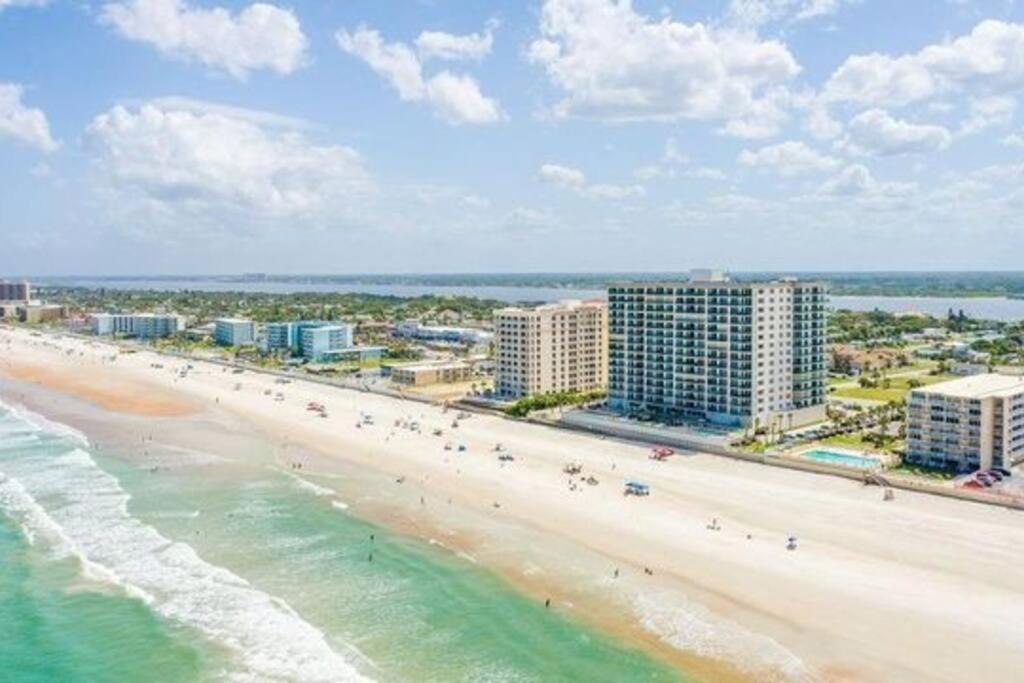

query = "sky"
(1, 0), (1023, 276)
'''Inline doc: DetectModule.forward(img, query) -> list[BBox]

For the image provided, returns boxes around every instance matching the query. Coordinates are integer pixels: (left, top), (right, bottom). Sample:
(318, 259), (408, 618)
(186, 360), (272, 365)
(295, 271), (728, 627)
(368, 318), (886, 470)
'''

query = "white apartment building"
(907, 374), (1024, 472)
(608, 271), (827, 429)
(214, 318), (256, 346)
(90, 313), (185, 339)
(494, 300), (608, 399)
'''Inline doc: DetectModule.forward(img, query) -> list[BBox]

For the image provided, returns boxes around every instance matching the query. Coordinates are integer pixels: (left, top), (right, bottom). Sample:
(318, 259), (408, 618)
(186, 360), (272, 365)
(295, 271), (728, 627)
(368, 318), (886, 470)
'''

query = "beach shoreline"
(4, 327), (1024, 682)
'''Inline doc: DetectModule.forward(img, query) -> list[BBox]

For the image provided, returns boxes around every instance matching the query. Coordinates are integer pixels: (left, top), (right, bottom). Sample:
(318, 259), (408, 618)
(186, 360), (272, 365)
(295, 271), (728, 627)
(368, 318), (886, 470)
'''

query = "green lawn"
(822, 433), (903, 454)
(831, 374), (956, 403)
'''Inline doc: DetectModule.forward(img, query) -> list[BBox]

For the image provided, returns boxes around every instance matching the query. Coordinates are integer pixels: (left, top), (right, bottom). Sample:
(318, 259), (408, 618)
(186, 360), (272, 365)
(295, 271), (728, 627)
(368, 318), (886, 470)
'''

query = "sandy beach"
(3, 327), (1024, 683)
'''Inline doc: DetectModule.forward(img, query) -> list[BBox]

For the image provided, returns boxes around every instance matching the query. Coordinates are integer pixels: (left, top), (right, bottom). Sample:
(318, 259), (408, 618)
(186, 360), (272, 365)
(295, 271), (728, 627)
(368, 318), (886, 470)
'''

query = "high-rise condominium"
(494, 300), (608, 399)
(608, 270), (827, 429)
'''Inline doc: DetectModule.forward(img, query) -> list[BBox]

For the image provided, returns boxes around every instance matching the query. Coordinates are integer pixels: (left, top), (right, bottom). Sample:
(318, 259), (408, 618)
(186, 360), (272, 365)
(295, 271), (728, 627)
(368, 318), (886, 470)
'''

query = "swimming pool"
(802, 448), (882, 470)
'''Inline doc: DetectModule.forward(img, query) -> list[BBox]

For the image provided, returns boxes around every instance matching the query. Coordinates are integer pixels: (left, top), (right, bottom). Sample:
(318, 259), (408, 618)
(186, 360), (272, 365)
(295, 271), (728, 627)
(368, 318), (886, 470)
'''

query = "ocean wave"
(0, 408), (374, 683)
(288, 473), (336, 498)
(0, 398), (90, 447)
(634, 591), (816, 683)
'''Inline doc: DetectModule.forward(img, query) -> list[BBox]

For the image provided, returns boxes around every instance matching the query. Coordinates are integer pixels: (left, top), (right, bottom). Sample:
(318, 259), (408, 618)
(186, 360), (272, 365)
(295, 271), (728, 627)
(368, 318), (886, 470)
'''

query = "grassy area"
(831, 374), (956, 403)
(822, 433), (903, 454)
(889, 464), (957, 481)
(505, 390), (607, 418)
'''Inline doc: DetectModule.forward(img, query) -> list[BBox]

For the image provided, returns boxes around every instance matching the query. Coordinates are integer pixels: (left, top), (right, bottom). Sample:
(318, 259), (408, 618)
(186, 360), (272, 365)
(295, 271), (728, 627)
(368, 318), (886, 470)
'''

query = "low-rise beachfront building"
(395, 321), (493, 346)
(265, 322), (297, 351)
(494, 300), (608, 399)
(299, 324), (355, 362)
(906, 374), (1024, 472)
(607, 270), (827, 429)
(89, 313), (184, 339)
(214, 318), (256, 346)
(390, 361), (472, 386)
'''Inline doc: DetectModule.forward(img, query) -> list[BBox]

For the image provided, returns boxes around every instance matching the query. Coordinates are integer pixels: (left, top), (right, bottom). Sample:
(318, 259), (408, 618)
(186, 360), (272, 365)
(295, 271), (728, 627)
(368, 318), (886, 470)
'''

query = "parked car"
(993, 467), (1012, 477)
(985, 471), (1003, 482)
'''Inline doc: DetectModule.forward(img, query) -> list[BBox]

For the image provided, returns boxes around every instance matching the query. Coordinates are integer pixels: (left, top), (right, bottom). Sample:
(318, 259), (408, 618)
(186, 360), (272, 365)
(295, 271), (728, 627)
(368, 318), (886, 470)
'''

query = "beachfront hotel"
(214, 318), (256, 346)
(907, 374), (1024, 472)
(607, 270), (827, 429)
(493, 300), (608, 399)
(90, 313), (184, 339)
(300, 324), (354, 361)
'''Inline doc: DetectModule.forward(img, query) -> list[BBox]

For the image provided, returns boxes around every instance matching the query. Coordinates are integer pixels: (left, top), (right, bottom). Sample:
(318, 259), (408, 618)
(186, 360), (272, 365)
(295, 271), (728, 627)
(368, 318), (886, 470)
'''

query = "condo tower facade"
(608, 271), (827, 428)
(494, 300), (609, 399)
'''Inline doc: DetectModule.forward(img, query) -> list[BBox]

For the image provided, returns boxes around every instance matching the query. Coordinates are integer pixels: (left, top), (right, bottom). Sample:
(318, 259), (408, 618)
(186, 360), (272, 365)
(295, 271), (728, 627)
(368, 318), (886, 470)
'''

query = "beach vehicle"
(624, 481), (650, 497)
(649, 447), (674, 461)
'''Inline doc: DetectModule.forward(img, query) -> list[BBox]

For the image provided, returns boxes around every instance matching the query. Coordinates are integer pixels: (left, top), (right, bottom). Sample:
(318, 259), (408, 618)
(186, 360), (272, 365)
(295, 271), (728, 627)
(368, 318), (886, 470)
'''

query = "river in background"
(38, 278), (1024, 322)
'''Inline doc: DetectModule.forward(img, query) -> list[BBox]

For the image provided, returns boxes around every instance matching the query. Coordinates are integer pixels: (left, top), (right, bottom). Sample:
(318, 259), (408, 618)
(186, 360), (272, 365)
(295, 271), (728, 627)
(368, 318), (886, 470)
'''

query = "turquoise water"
(802, 449), (881, 470)
(0, 400), (684, 682)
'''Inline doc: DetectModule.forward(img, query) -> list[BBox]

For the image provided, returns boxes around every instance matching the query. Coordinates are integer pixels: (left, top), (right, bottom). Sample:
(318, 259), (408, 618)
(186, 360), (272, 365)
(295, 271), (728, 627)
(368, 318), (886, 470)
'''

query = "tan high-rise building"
(494, 300), (608, 399)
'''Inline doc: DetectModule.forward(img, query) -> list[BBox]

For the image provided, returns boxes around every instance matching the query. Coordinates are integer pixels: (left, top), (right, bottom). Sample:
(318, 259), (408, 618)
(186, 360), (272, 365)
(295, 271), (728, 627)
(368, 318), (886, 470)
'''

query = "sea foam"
(0, 403), (374, 683)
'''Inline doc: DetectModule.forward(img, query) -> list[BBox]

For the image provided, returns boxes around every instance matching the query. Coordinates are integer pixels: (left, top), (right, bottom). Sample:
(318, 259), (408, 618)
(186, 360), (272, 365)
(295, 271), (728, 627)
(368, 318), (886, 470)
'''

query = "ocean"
(0, 399), (683, 683)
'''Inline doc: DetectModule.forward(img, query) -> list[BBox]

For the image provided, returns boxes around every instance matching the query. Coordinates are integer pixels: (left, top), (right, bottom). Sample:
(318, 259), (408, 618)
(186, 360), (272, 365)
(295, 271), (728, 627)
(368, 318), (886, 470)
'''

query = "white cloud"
(632, 137), (688, 180)
(527, 0), (799, 134)
(85, 100), (372, 228)
(1003, 132), (1024, 149)
(726, 0), (848, 27)
(539, 163), (585, 188)
(424, 71), (502, 124)
(841, 109), (951, 156)
(738, 140), (840, 176)
(337, 26), (502, 125)
(415, 22), (495, 62)
(100, 0), (308, 79)
(819, 164), (917, 199)
(959, 95), (1016, 136)
(538, 163), (644, 200)
(0, 0), (48, 10)
(687, 167), (728, 181)
(823, 20), (1024, 108)
(0, 83), (58, 152)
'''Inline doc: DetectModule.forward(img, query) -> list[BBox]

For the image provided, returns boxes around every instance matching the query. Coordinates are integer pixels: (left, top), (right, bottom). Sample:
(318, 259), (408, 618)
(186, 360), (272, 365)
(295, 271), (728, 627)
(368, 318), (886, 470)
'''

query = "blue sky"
(1, 0), (1023, 275)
